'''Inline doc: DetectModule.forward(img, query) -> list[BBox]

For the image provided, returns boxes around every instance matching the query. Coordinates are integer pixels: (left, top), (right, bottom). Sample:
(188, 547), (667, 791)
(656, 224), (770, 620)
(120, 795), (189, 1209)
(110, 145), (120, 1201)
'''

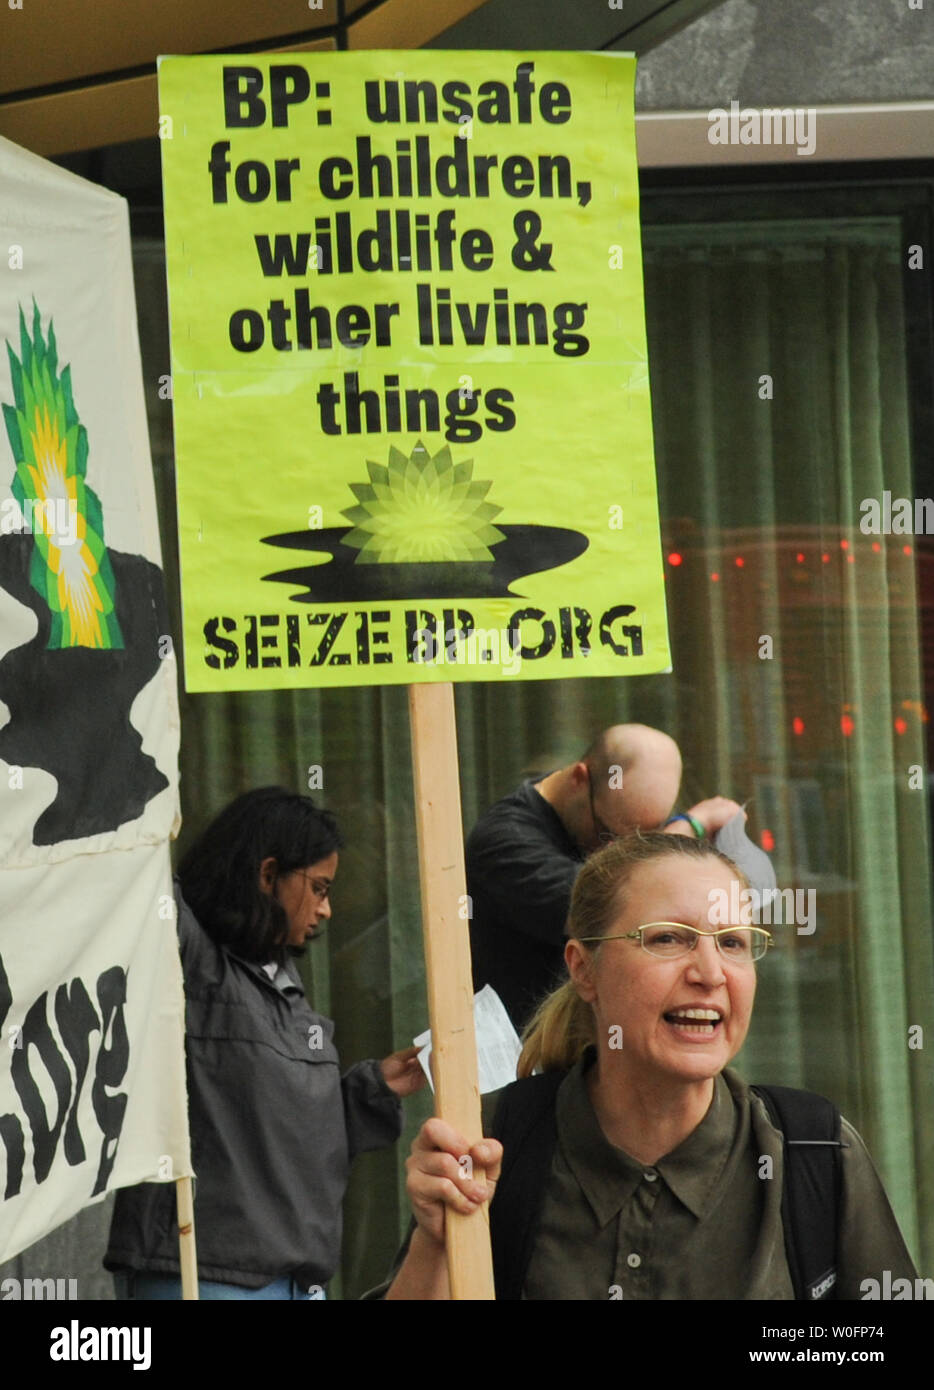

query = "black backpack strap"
(753, 1084), (844, 1301)
(489, 1071), (565, 1300)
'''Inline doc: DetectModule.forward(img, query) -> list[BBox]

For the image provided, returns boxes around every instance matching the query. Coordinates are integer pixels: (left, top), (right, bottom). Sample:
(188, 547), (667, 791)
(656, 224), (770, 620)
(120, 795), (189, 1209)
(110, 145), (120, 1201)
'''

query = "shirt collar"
(653, 1072), (737, 1218)
(264, 957), (304, 995)
(555, 1053), (644, 1226)
(229, 949), (303, 995)
(556, 1053), (739, 1225)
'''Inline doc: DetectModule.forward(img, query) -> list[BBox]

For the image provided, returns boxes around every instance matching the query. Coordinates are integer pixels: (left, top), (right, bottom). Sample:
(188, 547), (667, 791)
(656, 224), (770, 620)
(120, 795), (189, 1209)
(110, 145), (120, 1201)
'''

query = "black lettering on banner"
(307, 612), (350, 666)
(353, 609), (393, 666)
(0, 953), (130, 1204)
(355, 611), (371, 666)
(442, 608), (475, 661)
(229, 309), (264, 351)
(204, 616), (239, 669)
(11, 993), (72, 1185)
(255, 233), (311, 276)
(54, 979), (100, 1166)
(572, 606), (593, 654)
(362, 66), (572, 127)
(258, 614), (281, 668)
(92, 967), (129, 1196)
(484, 388), (516, 431)
(236, 161), (271, 203)
(286, 613), (302, 667)
(371, 610), (393, 664)
(268, 66), (311, 127)
(243, 612), (289, 667)
(0, 1111), (24, 1200)
(405, 610), (439, 663)
(0, 953), (25, 1199)
(509, 607), (557, 660)
(511, 211), (554, 272)
(223, 67), (266, 127)
(600, 605), (643, 656)
(197, 604), (640, 671)
(245, 613), (260, 667)
(223, 64), (311, 129)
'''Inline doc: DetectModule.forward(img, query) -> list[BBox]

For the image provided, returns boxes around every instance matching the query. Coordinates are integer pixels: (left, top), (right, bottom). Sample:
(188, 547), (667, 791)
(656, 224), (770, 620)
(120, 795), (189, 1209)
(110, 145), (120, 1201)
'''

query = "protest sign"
(158, 51), (669, 692)
(159, 51), (664, 1297)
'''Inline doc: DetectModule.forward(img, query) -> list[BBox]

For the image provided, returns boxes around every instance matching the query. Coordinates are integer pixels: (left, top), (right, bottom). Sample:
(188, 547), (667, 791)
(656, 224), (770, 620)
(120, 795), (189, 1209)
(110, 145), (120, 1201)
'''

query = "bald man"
(466, 724), (742, 1029)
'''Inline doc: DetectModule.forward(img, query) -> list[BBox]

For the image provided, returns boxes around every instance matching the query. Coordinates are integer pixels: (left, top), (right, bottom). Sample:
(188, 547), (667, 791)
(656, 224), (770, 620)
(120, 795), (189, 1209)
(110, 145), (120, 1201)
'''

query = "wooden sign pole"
(176, 1175), (199, 1300)
(408, 681), (495, 1300)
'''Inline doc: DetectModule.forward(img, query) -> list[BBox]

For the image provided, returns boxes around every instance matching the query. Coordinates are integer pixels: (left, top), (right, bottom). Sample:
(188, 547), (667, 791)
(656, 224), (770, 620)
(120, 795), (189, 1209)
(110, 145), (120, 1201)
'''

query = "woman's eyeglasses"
(295, 872), (332, 902)
(577, 922), (773, 963)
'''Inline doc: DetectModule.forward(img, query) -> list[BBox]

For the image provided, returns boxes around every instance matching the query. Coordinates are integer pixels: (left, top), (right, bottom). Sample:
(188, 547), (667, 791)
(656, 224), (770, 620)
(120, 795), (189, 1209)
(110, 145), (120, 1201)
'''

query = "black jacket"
(467, 777), (583, 1028)
(105, 886), (402, 1290)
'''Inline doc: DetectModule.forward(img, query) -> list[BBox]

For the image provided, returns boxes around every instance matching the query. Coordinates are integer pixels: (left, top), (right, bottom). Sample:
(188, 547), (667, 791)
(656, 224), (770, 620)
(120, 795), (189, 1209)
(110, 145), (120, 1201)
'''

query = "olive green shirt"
(518, 1059), (917, 1300)
(368, 1058), (917, 1300)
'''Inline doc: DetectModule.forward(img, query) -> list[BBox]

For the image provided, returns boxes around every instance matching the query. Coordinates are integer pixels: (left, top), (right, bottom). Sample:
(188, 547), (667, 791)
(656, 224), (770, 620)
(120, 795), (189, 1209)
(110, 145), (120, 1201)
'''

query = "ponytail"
(518, 980), (595, 1078)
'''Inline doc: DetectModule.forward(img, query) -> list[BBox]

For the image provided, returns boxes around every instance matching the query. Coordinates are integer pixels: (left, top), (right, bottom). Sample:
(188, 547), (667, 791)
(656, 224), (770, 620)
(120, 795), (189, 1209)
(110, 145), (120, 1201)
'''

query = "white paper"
(414, 984), (522, 1094)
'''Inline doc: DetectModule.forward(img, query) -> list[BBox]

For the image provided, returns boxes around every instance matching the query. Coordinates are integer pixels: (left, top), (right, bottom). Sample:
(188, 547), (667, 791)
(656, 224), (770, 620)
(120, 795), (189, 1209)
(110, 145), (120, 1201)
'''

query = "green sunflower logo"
(340, 441), (506, 564)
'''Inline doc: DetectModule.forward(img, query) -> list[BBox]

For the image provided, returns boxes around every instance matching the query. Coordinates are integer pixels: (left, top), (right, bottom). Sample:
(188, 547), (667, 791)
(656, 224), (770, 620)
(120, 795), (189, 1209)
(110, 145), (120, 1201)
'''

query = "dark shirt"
(365, 1059), (919, 1300)
(104, 885), (402, 1290)
(521, 1059), (919, 1299)
(466, 777), (584, 1029)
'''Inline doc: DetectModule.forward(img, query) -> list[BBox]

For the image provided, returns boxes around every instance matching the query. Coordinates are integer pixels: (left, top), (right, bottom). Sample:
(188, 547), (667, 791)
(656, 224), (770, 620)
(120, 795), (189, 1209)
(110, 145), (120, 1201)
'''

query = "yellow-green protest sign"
(157, 52), (670, 691)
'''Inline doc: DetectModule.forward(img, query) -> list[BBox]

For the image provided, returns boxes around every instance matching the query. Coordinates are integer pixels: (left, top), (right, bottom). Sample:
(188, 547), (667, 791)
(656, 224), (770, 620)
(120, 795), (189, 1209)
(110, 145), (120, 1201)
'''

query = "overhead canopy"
(0, 0), (728, 155)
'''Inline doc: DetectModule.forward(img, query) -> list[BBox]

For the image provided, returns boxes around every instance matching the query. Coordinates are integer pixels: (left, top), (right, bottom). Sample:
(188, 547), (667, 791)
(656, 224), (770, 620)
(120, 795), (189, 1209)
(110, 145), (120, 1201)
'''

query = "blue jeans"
(114, 1271), (326, 1301)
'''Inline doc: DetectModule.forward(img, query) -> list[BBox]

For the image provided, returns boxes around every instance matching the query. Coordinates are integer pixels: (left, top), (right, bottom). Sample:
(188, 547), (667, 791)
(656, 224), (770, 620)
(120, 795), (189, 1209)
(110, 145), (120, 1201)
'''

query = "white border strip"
(636, 103), (934, 167)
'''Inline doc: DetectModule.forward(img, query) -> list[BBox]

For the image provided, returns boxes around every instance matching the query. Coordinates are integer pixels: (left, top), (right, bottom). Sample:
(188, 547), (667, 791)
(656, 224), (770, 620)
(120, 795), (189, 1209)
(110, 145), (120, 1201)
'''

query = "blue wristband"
(664, 812), (705, 839)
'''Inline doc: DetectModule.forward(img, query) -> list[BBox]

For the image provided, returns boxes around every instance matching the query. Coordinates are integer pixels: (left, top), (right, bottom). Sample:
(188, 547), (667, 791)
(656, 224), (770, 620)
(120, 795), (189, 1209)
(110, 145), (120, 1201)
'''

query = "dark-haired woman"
(380, 833), (917, 1300)
(105, 787), (424, 1300)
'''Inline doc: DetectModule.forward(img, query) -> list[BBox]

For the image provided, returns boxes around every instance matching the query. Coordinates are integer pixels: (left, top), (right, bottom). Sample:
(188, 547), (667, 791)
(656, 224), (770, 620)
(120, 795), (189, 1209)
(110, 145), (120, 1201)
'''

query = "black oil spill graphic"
(260, 525), (589, 602)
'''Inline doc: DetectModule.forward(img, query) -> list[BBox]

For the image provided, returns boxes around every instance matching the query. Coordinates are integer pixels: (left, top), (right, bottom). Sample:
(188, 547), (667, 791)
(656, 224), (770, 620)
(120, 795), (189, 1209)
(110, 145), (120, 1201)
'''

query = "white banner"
(0, 135), (190, 1262)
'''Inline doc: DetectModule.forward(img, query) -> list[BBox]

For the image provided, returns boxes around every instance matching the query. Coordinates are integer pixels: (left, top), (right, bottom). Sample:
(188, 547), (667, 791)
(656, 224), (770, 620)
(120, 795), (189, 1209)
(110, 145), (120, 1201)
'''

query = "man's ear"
(258, 856), (278, 893)
(569, 760), (590, 791)
(565, 939), (597, 1003)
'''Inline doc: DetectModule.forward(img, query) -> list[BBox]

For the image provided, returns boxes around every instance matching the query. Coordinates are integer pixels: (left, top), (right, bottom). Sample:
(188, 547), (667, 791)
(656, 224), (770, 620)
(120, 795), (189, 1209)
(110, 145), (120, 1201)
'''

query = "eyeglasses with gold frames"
(576, 922), (773, 964)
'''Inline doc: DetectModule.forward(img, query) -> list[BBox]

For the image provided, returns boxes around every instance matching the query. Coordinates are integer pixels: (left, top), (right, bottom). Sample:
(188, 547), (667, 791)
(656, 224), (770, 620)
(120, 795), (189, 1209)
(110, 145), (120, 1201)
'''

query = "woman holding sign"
(105, 786), (424, 1300)
(380, 834), (917, 1300)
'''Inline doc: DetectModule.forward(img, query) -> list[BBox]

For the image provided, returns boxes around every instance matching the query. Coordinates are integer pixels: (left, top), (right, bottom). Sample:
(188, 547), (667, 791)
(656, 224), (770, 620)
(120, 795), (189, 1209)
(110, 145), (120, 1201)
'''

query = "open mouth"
(663, 1007), (723, 1037)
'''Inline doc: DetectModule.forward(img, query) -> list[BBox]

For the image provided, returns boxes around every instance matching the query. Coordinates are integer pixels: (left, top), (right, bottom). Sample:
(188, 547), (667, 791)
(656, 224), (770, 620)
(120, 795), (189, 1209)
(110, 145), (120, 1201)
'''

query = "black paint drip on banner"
(0, 539), (169, 846)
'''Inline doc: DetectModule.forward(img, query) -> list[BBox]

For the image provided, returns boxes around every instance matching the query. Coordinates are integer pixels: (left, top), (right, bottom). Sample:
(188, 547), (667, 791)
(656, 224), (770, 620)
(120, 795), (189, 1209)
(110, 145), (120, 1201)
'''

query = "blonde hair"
(517, 832), (746, 1077)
